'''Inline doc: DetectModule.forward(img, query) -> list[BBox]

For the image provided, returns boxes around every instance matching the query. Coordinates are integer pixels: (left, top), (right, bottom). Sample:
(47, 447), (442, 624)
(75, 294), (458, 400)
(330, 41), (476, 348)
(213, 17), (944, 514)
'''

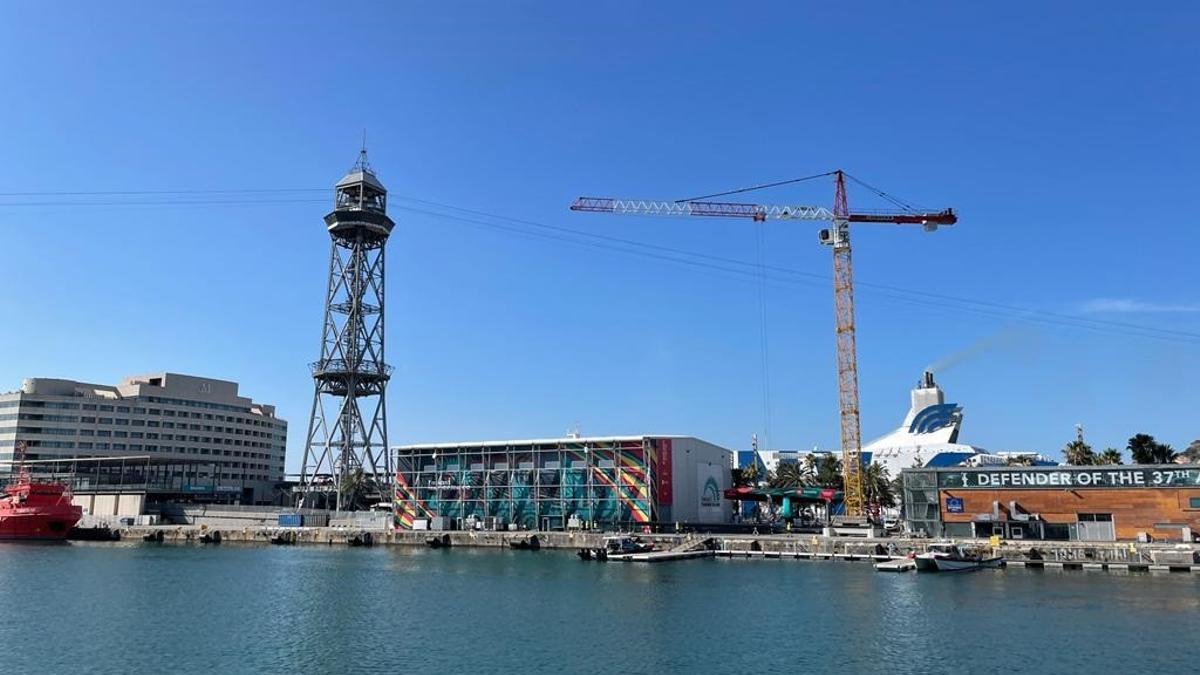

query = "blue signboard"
(945, 496), (964, 513)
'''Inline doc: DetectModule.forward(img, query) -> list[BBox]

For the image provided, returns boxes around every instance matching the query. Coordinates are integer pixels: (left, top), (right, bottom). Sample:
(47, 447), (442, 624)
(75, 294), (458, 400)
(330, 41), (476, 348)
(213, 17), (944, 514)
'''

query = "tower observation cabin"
(324, 152), (394, 243)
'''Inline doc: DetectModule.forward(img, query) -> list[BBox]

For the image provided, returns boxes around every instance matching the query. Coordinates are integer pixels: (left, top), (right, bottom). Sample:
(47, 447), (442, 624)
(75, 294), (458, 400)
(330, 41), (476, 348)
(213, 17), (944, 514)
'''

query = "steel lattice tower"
(298, 150), (394, 510)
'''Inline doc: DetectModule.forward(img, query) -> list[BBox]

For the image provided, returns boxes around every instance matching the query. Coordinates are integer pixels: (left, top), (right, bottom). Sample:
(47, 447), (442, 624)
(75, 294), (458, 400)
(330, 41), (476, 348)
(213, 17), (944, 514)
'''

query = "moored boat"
(913, 543), (957, 572)
(603, 535), (655, 555)
(916, 543), (1003, 572)
(0, 442), (82, 541)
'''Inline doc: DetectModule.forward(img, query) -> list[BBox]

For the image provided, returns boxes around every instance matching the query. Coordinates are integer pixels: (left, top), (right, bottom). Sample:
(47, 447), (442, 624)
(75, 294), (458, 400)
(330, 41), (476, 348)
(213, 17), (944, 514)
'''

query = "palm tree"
(1097, 447), (1123, 465)
(862, 463), (896, 512)
(769, 461), (811, 488)
(1063, 439), (1096, 466)
(1128, 434), (1157, 464)
(816, 454), (844, 489)
(1151, 442), (1178, 464)
(734, 462), (761, 487)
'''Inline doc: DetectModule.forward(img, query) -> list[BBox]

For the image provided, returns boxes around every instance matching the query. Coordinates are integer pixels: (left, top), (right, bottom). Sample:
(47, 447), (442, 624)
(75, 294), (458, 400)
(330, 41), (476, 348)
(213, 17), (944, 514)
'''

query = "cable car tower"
(298, 149), (394, 510)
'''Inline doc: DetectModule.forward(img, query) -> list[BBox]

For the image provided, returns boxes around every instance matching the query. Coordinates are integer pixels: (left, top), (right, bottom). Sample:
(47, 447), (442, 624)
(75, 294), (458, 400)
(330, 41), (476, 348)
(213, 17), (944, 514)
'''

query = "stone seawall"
(111, 525), (1200, 569)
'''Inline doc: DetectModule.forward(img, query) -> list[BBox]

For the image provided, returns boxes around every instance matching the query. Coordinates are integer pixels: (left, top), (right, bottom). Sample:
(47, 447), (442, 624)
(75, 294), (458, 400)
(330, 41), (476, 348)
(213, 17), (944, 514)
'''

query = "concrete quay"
(110, 526), (1200, 573)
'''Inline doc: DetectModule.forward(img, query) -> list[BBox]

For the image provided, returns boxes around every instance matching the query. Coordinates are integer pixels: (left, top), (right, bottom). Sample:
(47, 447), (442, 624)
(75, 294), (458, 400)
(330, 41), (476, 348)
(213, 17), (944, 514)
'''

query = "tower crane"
(569, 170), (957, 518)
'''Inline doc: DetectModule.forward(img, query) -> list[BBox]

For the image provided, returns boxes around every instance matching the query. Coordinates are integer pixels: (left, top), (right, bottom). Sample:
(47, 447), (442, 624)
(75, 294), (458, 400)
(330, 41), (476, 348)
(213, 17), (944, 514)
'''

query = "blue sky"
(1, 3), (1197, 469)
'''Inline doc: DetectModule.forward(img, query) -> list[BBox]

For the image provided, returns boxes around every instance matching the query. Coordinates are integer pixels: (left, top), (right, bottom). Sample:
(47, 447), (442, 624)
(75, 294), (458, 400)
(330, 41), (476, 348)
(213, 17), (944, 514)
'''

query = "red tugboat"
(0, 442), (82, 540)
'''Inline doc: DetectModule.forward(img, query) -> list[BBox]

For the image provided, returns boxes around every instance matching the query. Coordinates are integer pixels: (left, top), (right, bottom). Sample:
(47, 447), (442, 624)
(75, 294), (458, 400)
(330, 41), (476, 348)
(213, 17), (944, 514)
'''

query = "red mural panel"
(656, 438), (673, 505)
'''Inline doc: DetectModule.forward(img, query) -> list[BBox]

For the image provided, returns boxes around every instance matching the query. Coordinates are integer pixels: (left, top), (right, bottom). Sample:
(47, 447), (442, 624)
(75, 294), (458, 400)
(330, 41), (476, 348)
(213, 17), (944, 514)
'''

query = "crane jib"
(570, 197), (836, 221)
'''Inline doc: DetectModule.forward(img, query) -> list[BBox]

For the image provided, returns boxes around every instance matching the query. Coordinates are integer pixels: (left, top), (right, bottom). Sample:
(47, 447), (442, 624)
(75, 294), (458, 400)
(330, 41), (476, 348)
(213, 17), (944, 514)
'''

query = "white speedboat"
(914, 543), (957, 572)
(916, 543), (1003, 572)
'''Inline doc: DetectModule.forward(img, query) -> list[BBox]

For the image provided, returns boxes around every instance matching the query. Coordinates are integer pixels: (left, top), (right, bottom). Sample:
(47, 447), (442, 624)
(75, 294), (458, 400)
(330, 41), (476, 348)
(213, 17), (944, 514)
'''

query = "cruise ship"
(740, 371), (1054, 477)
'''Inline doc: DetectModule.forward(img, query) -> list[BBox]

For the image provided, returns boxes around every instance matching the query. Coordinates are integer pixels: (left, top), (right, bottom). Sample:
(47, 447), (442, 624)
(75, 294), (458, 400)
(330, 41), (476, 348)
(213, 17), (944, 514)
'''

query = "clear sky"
(1, 3), (1197, 470)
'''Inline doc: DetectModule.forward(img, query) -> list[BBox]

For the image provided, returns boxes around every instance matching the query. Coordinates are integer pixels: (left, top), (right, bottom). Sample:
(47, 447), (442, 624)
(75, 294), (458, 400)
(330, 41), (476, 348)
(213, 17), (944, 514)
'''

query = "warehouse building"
(0, 373), (287, 503)
(902, 464), (1200, 542)
(393, 435), (732, 531)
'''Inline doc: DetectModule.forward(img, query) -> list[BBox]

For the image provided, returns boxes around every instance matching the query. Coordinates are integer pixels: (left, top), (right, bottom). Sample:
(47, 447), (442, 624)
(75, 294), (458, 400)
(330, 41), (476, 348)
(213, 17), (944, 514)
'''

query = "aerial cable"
(674, 172), (836, 203)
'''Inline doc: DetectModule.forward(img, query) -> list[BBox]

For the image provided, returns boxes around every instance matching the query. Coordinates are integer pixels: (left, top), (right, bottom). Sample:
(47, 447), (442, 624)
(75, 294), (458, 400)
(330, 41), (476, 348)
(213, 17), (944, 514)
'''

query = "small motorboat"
(604, 535), (655, 555)
(508, 534), (541, 551)
(916, 543), (1003, 572)
(199, 531), (222, 544)
(577, 547), (593, 561)
(913, 543), (956, 572)
(270, 532), (296, 545)
(142, 530), (165, 543)
(425, 533), (452, 549)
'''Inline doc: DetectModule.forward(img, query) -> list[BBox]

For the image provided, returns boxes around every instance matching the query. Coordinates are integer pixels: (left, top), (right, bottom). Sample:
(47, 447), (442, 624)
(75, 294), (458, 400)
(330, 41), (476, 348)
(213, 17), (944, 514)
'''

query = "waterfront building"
(393, 435), (732, 531)
(0, 373), (287, 503)
(901, 464), (1200, 541)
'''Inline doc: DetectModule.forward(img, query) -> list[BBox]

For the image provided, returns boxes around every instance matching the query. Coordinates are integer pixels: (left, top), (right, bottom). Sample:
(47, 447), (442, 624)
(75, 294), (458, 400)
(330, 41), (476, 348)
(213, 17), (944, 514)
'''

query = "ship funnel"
(922, 370), (935, 389)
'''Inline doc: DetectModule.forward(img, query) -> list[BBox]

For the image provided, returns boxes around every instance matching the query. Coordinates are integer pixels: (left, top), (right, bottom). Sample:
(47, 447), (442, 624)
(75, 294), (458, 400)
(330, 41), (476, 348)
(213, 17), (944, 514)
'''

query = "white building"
(0, 373), (287, 503)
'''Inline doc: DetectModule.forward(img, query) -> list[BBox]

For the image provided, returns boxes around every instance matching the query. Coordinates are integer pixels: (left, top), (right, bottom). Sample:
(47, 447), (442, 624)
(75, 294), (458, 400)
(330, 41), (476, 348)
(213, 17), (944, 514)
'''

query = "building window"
(82, 404), (97, 411)
(116, 406), (130, 413)
(99, 405), (114, 412)
(115, 418), (129, 425)
(1190, 497), (1200, 509)
(1078, 513), (1113, 522)
(98, 418), (113, 425)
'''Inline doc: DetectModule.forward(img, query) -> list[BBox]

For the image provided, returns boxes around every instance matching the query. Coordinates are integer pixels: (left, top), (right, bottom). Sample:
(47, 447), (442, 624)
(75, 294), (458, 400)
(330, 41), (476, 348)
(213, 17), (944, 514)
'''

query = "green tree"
(1063, 439), (1096, 465)
(1128, 434), (1157, 464)
(816, 454), (844, 489)
(1184, 439), (1200, 464)
(769, 462), (811, 488)
(733, 462), (761, 487)
(1005, 454), (1035, 467)
(1151, 442), (1178, 464)
(862, 463), (896, 511)
(1097, 447), (1124, 465)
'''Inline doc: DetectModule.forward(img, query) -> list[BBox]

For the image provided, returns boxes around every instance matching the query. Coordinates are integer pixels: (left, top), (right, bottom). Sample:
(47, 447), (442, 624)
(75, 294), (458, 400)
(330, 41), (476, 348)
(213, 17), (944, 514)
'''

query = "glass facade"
(395, 438), (662, 531)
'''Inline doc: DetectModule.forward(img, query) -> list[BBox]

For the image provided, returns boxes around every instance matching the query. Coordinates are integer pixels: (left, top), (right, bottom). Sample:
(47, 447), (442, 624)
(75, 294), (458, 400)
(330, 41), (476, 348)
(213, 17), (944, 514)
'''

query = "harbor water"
(2, 543), (1197, 674)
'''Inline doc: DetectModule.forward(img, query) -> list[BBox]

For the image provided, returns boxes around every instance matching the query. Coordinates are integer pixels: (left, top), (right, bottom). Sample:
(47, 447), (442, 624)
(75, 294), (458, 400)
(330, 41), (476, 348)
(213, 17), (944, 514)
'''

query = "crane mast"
(828, 171), (864, 517)
(570, 170), (956, 519)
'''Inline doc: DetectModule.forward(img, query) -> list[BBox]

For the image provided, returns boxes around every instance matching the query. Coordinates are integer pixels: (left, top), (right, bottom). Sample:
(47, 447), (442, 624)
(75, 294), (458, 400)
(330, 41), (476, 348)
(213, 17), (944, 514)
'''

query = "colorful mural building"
(393, 435), (732, 531)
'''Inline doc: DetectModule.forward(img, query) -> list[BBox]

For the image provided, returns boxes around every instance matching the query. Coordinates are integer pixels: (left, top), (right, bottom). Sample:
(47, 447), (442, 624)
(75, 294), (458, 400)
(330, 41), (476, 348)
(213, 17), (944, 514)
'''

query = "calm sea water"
(1, 543), (1197, 674)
